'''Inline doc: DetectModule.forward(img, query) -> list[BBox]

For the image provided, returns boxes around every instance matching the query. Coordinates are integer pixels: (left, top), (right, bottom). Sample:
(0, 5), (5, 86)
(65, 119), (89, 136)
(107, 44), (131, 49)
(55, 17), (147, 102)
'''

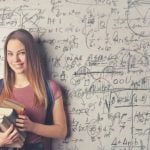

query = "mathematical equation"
(0, 0), (150, 150)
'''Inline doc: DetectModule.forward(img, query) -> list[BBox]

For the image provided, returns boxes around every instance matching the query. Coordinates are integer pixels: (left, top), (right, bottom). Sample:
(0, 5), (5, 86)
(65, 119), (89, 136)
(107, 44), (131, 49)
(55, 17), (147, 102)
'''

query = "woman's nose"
(13, 54), (19, 62)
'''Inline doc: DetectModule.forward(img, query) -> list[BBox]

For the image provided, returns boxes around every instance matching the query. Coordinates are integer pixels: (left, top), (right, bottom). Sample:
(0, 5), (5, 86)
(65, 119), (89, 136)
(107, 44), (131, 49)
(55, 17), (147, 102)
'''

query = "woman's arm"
(31, 96), (67, 138)
(16, 96), (67, 138)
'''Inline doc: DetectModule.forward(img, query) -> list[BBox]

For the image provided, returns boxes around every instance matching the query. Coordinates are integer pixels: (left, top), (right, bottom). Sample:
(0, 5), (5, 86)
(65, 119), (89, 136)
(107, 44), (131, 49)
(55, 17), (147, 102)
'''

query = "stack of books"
(0, 99), (26, 148)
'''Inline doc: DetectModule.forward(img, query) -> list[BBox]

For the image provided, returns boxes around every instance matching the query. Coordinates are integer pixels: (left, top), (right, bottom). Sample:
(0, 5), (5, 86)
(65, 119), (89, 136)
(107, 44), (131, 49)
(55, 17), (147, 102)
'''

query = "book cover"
(0, 107), (17, 123)
(0, 98), (25, 114)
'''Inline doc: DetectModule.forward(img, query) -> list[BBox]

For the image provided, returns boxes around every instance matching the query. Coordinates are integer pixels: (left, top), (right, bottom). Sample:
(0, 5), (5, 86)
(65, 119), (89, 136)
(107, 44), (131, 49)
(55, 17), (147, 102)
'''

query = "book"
(0, 115), (25, 148)
(0, 107), (17, 123)
(0, 99), (26, 148)
(0, 98), (25, 114)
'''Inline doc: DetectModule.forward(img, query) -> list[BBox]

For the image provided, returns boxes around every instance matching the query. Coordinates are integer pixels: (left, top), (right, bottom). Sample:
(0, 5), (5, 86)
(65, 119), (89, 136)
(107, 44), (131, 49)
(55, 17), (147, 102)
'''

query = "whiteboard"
(0, 0), (150, 150)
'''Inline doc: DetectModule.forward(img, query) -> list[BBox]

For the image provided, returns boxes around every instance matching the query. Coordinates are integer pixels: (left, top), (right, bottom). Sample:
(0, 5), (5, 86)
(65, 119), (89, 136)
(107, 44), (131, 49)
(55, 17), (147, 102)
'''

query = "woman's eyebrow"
(7, 49), (25, 52)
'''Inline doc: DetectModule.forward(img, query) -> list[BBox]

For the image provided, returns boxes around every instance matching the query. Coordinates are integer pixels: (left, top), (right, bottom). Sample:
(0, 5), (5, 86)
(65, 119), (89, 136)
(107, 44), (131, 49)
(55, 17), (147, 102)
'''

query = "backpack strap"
(0, 79), (4, 94)
(45, 80), (54, 125)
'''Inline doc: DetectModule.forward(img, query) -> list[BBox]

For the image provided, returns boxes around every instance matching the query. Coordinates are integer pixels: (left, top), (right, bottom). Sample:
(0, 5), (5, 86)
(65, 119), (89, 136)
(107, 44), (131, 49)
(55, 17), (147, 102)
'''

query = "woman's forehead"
(7, 39), (25, 52)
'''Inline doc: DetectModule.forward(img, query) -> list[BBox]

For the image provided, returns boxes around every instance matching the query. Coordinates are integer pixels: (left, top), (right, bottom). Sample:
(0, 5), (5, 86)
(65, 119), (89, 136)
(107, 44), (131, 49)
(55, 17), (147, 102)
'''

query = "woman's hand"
(16, 115), (35, 132)
(0, 124), (19, 146)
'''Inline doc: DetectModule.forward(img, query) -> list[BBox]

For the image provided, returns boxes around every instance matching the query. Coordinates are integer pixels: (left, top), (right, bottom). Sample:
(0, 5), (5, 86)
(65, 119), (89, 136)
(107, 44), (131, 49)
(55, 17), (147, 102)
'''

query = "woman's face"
(6, 39), (27, 75)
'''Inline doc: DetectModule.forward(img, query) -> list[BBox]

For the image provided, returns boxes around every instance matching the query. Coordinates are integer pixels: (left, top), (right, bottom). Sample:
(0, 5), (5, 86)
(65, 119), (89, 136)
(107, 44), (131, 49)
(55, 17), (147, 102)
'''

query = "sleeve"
(48, 80), (62, 100)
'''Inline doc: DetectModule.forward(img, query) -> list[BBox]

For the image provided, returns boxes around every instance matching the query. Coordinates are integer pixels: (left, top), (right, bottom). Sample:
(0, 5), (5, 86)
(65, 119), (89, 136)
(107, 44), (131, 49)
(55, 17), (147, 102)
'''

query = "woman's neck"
(15, 74), (30, 88)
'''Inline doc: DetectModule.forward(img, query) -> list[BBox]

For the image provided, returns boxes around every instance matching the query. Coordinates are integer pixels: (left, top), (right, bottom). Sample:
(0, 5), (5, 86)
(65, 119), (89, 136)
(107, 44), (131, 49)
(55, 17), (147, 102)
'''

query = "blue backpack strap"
(0, 79), (4, 94)
(45, 80), (54, 125)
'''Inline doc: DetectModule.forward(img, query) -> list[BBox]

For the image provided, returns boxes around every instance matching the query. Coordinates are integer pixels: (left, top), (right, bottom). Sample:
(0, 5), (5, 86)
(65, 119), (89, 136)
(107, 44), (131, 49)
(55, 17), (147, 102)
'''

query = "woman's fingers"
(16, 115), (28, 130)
(17, 115), (26, 120)
(8, 127), (19, 140)
(16, 114), (34, 132)
(5, 124), (14, 135)
(2, 125), (20, 145)
(16, 119), (25, 128)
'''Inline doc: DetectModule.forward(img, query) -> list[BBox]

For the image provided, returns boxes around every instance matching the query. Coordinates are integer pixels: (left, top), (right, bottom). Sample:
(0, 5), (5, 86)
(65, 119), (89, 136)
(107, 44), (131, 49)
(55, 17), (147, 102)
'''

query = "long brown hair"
(1, 29), (48, 109)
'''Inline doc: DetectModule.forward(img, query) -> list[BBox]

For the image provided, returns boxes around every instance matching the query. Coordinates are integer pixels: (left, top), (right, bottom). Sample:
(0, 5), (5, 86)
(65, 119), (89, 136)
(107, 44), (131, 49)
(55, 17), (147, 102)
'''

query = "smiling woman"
(0, 29), (67, 150)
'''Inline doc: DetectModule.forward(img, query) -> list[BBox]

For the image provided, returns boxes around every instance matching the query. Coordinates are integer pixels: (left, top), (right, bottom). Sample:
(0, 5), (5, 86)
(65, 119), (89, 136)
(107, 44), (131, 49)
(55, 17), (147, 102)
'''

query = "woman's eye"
(7, 53), (13, 56)
(20, 51), (26, 55)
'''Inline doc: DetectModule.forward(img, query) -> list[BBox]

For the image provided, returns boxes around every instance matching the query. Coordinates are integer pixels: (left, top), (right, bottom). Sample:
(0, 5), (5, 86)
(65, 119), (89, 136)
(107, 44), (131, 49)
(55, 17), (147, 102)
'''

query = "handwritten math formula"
(0, 0), (150, 150)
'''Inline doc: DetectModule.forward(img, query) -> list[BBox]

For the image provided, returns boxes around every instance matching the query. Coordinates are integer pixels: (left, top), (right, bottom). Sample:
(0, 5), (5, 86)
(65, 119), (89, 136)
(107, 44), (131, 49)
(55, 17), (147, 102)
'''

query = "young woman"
(0, 29), (67, 150)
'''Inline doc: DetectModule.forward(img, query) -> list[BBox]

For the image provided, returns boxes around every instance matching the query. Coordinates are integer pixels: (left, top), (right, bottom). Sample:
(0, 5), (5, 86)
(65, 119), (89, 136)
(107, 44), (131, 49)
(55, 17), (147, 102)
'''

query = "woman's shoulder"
(47, 80), (62, 100)
(47, 80), (59, 89)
